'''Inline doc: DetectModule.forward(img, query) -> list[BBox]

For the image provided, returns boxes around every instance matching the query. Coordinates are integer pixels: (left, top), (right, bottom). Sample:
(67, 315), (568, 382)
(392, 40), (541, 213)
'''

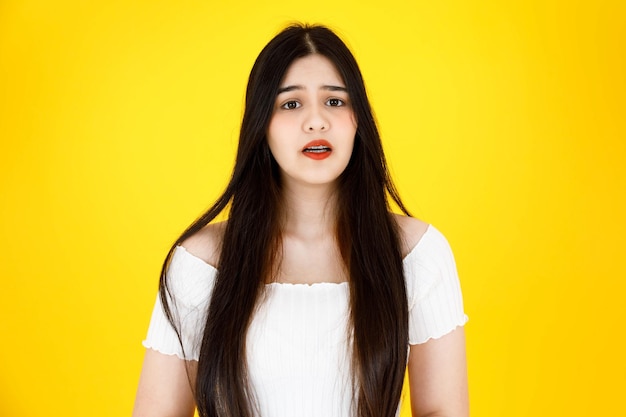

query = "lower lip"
(302, 150), (332, 160)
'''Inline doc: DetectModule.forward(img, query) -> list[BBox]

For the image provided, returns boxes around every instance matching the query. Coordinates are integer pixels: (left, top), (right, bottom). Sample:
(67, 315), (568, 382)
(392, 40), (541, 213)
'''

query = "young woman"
(133, 24), (468, 417)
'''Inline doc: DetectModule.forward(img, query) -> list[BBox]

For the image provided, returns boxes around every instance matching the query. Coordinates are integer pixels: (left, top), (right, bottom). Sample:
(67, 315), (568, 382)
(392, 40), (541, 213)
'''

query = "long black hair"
(159, 23), (412, 417)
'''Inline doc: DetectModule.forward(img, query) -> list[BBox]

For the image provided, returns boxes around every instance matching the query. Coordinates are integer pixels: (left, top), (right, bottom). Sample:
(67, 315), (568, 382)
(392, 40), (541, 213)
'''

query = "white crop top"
(142, 225), (468, 417)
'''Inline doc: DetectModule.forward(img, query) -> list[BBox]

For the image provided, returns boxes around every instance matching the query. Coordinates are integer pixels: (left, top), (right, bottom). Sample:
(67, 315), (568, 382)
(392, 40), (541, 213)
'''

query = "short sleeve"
(142, 246), (215, 360)
(404, 226), (468, 345)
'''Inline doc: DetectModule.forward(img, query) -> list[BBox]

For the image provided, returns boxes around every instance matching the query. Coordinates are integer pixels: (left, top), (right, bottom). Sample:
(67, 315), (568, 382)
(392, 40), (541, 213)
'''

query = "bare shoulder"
(392, 213), (430, 258)
(180, 221), (227, 268)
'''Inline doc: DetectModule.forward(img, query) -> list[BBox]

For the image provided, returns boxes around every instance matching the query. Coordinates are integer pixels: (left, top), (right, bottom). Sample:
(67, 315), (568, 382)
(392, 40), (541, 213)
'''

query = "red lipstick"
(302, 139), (332, 160)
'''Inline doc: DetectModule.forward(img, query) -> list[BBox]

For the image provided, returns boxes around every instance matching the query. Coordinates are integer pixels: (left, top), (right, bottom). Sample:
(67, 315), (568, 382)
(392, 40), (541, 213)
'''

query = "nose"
(303, 105), (328, 132)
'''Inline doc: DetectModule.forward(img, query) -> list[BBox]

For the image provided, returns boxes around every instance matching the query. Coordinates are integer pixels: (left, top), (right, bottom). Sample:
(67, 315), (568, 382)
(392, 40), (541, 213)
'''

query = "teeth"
(304, 145), (331, 153)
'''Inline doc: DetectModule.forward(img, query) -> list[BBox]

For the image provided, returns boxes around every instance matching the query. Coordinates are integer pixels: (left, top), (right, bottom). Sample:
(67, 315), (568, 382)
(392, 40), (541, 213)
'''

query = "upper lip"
(302, 139), (332, 151)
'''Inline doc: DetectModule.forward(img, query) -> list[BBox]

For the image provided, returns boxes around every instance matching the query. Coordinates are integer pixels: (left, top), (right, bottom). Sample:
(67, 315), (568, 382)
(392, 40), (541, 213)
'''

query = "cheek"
(343, 111), (357, 138)
(266, 121), (291, 164)
(343, 116), (357, 146)
(266, 118), (282, 151)
(267, 114), (291, 142)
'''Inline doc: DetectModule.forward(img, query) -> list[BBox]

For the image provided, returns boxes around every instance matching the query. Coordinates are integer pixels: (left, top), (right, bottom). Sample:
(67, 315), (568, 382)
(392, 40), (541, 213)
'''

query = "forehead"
(280, 54), (345, 86)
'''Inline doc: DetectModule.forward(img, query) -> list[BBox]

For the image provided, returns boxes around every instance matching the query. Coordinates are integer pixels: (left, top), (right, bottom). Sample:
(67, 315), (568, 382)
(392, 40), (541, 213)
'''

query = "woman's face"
(267, 54), (357, 189)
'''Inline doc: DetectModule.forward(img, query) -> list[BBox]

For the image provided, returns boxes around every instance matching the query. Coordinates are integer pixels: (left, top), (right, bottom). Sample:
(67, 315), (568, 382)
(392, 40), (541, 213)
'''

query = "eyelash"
(279, 98), (346, 110)
(281, 101), (301, 110)
(326, 98), (345, 107)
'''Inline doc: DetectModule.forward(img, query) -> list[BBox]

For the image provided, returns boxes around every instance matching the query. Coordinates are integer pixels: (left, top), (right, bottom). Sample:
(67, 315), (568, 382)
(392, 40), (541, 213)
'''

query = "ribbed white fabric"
(142, 225), (468, 416)
(246, 282), (353, 417)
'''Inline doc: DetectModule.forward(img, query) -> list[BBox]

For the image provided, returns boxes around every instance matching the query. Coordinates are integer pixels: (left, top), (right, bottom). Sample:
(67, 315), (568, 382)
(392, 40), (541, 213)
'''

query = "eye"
(280, 100), (301, 110)
(326, 98), (345, 107)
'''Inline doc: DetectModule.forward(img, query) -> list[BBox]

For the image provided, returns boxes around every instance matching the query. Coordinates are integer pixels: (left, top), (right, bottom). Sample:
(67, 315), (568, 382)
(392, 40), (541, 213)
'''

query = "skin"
(267, 54), (356, 284)
(132, 54), (468, 417)
(267, 54), (356, 192)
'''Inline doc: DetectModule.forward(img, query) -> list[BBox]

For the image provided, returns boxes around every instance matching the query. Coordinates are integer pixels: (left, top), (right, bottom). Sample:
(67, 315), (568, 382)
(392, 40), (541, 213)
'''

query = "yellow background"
(1, 0), (625, 416)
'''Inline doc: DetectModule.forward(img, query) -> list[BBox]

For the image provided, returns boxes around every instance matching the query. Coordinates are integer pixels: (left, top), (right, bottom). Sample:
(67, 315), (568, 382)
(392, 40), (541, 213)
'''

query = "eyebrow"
(276, 85), (348, 94)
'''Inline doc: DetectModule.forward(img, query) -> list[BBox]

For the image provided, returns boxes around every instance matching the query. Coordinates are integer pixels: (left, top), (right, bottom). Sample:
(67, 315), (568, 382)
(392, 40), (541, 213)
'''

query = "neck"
(280, 182), (337, 240)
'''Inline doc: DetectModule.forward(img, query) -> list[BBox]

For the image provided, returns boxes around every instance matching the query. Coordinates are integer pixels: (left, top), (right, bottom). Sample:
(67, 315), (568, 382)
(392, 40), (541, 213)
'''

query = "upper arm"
(407, 327), (469, 417)
(133, 348), (197, 417)
(133, 224), (223, 416)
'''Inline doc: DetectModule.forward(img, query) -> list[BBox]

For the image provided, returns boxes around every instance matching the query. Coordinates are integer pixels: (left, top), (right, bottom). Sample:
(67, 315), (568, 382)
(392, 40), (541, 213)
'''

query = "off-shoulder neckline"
(175, 224), (435, 286)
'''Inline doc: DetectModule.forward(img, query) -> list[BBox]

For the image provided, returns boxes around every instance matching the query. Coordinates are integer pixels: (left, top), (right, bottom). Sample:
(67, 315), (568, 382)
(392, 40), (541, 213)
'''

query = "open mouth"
(302, 140), (332, 160)
(303, 145), (332, 154)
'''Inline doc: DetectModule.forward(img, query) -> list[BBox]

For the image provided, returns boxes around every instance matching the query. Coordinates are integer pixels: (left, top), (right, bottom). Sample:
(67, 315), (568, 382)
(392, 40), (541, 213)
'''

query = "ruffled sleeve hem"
(141, 246), (215, 361)
(403, 226), (468, 345)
